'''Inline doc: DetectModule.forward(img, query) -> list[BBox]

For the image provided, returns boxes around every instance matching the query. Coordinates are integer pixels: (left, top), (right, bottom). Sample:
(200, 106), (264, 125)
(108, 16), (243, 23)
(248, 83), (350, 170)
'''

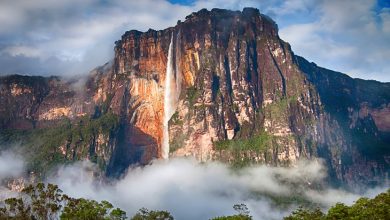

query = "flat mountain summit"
(0, 8), (389, 186)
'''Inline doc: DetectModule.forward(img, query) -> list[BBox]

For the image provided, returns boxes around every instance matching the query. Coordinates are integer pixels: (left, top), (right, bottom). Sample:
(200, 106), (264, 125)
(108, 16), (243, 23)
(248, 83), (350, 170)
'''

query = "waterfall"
(162, 35), (175, 159)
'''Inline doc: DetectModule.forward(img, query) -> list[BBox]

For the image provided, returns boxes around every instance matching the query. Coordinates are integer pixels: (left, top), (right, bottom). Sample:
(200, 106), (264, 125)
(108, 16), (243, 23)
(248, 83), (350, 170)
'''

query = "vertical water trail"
(162, 35), (174, 159)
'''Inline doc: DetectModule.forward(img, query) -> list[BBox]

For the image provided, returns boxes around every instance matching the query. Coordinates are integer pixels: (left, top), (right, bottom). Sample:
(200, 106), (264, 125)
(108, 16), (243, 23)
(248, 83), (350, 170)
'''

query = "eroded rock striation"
(0, 8), (389, 186)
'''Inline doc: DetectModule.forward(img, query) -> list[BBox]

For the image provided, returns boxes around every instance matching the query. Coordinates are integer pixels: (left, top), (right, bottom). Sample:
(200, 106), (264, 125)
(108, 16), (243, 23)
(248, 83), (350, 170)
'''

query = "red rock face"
(0, 75), (95, 129)
(109, 8), (389, 185)
(162, 8), (322, 163)
(112, 29), (171, 161)
(0, 8), (389, 185)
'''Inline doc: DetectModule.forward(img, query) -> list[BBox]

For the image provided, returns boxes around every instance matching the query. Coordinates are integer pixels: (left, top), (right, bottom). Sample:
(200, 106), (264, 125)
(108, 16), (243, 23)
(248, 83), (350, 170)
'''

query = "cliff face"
(0, 8), (388, 185)
(0, 67), (120, 174)
(295, 56), (390, 185)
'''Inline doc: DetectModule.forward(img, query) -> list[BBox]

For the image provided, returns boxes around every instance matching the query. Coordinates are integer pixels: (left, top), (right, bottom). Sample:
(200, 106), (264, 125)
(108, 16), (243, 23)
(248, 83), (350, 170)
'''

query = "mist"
(0, 151), (24, 181)
(43, 158), (387, 220)
(0, 150), (25, 200)
(0, 148), (387, 219)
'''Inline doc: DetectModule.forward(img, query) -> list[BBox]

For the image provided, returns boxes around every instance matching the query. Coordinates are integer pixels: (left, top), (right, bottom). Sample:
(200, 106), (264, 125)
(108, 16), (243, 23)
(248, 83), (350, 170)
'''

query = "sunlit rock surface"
(0, 8), (389, 186)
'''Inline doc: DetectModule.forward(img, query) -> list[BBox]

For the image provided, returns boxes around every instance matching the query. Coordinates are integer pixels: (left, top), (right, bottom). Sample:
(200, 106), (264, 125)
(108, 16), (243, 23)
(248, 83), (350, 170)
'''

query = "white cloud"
(0, 0), (388, 81)
(193, 0), (261, 10)
(0, 0), (192, 75)
(380, 8), (390, 33)
(2, 46), (42, 58)
(0, 150), (25, 201)
(0, 151), (387, 219)
(279, 0), (390, 81)
(46, 158), (387, 220)
(0, 151), (25, 181)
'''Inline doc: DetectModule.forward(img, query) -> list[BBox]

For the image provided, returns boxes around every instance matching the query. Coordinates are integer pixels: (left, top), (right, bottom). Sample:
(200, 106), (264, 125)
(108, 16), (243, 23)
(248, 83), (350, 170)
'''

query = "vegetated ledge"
(0, 112), (120, 176)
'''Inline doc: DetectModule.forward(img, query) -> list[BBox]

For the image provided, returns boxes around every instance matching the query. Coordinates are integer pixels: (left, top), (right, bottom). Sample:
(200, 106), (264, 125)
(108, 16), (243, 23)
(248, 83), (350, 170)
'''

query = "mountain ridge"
(0, 7), (388, 187)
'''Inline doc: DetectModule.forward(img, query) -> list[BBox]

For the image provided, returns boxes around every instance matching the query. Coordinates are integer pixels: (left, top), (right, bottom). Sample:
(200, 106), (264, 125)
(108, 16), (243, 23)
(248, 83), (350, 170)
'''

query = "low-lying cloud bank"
(46, 158), (387, 220)
(0, 150), (387, 219)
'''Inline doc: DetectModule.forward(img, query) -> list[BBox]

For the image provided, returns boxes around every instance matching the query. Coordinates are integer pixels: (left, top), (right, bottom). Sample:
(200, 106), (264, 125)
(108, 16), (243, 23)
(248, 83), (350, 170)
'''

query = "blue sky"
(0, 0), (389, 81)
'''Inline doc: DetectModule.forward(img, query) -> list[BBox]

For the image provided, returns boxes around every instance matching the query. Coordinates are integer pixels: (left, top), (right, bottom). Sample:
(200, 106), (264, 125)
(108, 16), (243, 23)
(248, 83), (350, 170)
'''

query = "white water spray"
(162, 36), (175, 159)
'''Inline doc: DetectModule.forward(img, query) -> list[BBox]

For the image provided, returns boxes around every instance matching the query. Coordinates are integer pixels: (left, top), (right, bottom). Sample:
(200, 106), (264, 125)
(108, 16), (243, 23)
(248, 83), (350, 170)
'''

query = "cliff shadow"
(106, 123), (159, 178)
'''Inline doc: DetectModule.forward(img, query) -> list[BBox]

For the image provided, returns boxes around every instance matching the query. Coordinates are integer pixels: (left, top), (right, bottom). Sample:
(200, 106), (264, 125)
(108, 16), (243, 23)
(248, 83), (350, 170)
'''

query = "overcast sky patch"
(0, 0), (388, 81)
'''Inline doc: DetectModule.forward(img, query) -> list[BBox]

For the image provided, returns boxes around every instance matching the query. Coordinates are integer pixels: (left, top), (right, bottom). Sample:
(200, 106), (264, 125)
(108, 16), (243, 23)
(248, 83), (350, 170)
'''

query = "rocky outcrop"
(0, 8), (389, 186)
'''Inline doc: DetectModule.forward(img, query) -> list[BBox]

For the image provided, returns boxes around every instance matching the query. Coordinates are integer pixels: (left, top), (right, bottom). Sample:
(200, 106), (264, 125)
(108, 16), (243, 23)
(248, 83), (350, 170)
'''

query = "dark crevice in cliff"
(245, 43), (252, 82)
(235, 39), (241, 73)
(253, 51), (262, 107)
(248, 40), (262, 107)
(267, 45), (286, 97)
(212, 74), (220, 101)
(223, 56), (233, 96)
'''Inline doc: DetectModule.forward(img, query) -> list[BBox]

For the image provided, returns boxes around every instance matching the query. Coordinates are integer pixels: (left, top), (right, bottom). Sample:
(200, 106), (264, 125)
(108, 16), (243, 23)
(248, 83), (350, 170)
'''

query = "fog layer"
(46, 158), (387, 220)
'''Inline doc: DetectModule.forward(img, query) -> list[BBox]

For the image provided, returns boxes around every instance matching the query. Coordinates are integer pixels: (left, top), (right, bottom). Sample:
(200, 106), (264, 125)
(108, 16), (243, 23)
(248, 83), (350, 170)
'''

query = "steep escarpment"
(113, 8), (321, 167)
(295, 56), (390, 186)
(0, 8), (388, 186)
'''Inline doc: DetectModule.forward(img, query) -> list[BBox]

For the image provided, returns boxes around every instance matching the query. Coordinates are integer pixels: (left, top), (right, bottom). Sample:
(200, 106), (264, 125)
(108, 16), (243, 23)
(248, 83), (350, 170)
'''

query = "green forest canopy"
(0, 183), (388, 220)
